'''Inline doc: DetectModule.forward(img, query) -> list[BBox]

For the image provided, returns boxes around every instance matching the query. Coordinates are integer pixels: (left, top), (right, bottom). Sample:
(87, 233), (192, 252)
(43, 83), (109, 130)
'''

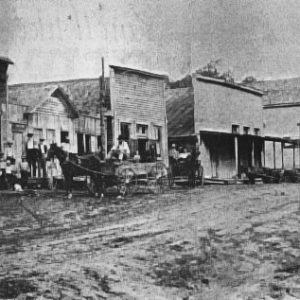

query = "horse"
(47, 143), (107, 199)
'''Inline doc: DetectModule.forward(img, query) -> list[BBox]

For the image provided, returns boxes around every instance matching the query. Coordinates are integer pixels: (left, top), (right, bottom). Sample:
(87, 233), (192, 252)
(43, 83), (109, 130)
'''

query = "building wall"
(110, 67), (168, 165)
(193, 78), (264, 178)
(264, 105), (300, 138)
(193, 78), (264, 135)
(263, 105), (300, 169)
(7, 100), (101, 160)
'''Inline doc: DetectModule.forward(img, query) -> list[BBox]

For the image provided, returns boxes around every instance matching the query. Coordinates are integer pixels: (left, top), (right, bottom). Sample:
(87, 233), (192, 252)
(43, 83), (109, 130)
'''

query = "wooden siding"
(193, 78), (264, 135)
(110, 67), (168, 165)
(111, 71), (165, 124)
(34, 97), (71, 116)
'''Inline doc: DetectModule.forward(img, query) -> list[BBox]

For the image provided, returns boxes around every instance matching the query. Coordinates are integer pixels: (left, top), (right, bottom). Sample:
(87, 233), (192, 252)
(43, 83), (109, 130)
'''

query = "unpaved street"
(0, 184), (300, 299)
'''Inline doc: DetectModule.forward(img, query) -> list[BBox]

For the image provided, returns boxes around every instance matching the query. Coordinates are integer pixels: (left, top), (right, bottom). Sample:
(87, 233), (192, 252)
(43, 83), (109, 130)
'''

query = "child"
(19, 155), (30, 189)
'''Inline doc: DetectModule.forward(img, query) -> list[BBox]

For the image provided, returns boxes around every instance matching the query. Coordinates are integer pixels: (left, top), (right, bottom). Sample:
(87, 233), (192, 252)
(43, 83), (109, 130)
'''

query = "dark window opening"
(77, 133), (84, 155)
(243, 127), (250, 135)
(137, 124), (148, 136)
(254, 128), (260, 136)
(232, 125), (239, 134)
(85, 134), (91, 153)
(61, 131), (69, 143)
(120, 123), (130, 141)
(138, 140), (147, 162)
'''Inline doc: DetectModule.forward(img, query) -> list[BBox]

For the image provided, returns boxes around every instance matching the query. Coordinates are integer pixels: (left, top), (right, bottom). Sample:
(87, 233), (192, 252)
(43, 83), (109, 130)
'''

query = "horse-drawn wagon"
(168, 155), (204, 187)
(47, 144), (168, 198)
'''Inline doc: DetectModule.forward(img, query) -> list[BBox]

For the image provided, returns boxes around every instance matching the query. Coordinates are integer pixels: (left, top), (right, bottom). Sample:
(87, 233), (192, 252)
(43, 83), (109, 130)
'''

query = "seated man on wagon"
(107, 135), (130, 161)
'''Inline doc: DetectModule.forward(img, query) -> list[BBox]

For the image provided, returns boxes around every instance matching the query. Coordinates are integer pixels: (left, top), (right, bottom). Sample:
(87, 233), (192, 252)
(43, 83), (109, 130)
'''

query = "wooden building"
(166, 87), (197, 149)
(167, 75), (266, 179)
(108, 65), (168, 165)
(0, 56), (14, 153)
(5, 65), (168, 171)
(8, 82), (101, 162)
(250, 78), (300, 169)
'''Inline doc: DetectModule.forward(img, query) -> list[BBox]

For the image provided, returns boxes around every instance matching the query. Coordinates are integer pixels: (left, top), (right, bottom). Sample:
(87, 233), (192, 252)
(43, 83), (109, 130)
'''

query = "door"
(77, 133), (84, 155)
(12, 132), (24, 160)
(46, 129), (56, 146)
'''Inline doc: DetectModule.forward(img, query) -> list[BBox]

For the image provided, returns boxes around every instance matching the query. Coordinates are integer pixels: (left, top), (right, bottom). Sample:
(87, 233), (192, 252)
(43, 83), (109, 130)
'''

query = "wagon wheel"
(86, 175), (100, 196)
(168, 164), (175, 188)
(119, 167), (137, 196)
(197, 165), (204, 186)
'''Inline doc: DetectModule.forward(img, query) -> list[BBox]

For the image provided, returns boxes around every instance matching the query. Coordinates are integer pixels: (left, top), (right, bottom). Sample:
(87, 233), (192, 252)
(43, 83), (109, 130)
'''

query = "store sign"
(12, 123), (27, 132)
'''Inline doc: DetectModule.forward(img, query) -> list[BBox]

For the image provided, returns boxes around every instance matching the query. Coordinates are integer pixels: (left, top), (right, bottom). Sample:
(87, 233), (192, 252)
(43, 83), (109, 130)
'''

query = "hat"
(40, 138), (45, 141)
(171, 144), (176, 148)
(27, 133), (33, 137)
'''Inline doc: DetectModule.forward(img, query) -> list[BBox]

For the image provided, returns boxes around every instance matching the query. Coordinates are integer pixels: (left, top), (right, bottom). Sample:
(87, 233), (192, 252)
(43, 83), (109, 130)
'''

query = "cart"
(85, 160), (169, 196)
(168, 156), (204, 187)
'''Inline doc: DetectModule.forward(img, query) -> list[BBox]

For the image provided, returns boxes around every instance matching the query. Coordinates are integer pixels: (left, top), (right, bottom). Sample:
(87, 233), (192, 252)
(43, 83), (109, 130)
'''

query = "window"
(153, 126), (162, 157)
(243, 126), (250, 135)
(46, 129), (56, 145)
(61, 131), (69, 143)
(120, 122), (130, 141)
(254, 128), (260, 136)
(77, 133), (84, 155)
(137, 124), (148, 137)
(232, 124), (239, 134)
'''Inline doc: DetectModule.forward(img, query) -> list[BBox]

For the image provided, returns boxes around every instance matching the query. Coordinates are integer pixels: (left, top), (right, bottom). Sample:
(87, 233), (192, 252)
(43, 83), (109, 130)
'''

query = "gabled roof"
(9, 78), (110, 117)
(247, 77), (300, 106)
(166, 87), (194, 137)
(27, 87), (79, 118)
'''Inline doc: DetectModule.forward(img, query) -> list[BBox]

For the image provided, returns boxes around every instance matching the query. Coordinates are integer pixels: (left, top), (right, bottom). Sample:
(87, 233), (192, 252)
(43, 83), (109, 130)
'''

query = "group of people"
(107, 135), (161, 163)
(0, 134), (54, 190)
(168, 143), (202, 175)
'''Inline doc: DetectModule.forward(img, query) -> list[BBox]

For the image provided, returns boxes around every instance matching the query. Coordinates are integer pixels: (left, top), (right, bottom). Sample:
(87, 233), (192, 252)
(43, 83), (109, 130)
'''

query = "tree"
(242, 76), (257, 84)
(195, 59), (222, 78)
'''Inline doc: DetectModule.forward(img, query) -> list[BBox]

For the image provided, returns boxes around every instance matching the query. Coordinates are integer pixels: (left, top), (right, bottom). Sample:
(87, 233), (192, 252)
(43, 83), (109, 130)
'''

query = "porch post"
(234, 136), (239, 175)
(262, 140), (266, 167)
(281, 141), (284, 170)
(273, 141), (276, 169)
(251, 139), (255, 168)
(293, 144), (295, 169)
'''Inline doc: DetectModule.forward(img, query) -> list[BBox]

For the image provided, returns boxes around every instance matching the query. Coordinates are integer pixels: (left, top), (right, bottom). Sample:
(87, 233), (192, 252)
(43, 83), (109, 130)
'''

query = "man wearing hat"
(5, 139), (14, 162)
(38, 137), (48, 177)
(169, 144), (179, 160)
(169, 144), (179, 175)
(26, 133), (37, 177)
(107, 134), (130, 161)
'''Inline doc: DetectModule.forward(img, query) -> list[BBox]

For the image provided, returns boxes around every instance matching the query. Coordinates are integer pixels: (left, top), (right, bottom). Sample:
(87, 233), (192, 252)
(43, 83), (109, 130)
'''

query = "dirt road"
(0, 184), (300, 299)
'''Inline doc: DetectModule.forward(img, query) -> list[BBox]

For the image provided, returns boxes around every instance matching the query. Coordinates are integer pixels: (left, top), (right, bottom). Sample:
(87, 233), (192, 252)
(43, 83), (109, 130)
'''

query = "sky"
(1, 0), (300, 84)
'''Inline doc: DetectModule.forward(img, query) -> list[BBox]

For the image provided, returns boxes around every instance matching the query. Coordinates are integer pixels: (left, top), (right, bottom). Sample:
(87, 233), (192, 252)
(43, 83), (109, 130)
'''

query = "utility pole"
(99, 57), (106, 159)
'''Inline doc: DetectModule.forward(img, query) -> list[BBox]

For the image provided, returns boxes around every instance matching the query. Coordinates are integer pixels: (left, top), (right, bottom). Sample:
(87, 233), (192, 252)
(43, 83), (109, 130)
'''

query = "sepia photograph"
(0, 0), (300, 299)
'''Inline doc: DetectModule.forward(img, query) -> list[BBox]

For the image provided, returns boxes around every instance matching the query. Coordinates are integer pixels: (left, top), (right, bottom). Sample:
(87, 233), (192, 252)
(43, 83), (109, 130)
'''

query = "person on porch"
(38, 138), (48, 177)
(107, 135), (130, 161)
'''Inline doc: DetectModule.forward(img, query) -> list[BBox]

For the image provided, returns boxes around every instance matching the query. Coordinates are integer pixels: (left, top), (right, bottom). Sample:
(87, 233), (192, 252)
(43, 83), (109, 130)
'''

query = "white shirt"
(27, 138), (34, 149)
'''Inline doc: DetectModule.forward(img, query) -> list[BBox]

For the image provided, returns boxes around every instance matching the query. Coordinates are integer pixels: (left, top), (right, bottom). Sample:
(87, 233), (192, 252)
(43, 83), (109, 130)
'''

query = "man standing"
(169, 144), (179, 176)
(38, 138), (48, 177)
(26, 133), (35, 177)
